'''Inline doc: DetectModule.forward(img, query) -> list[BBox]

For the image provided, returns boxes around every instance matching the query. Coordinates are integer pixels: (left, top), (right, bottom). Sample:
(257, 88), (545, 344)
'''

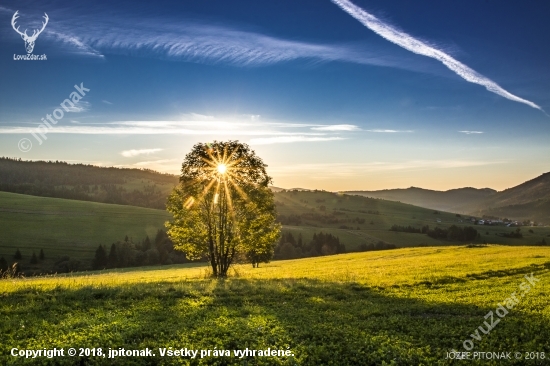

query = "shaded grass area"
(1, 246), (550, 365)
(0, 191), (170, 266)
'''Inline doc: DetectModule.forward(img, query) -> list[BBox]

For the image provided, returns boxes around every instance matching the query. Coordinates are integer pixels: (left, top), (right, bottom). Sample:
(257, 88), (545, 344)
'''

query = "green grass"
(2, 190), (550, 274)
(0, 191), (170, 266)
(275, 190), (550, 248)
(1, 246), (549, 365)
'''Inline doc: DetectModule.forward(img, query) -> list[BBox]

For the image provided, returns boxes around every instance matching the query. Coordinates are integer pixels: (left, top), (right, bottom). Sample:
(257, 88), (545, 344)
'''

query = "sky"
(0, 0), (549, 191)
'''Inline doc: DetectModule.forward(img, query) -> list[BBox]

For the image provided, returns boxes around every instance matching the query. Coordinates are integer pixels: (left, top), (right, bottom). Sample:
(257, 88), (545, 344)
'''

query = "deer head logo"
(11, 11), (49, 54)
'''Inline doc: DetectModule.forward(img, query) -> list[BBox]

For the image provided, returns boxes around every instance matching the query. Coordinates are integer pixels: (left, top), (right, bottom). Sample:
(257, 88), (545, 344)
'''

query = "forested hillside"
(0, 157), (178, 209)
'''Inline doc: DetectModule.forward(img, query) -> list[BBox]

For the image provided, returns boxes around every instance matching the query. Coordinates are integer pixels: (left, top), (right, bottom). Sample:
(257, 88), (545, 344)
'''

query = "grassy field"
(2, 190), (550, 274)
(275, 190), (550, 249)
(0, 191), (170, 269)
(1, 245), (549, 365)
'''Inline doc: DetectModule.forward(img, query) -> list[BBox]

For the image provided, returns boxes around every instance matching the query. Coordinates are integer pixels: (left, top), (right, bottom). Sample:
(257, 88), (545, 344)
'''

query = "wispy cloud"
(311, 124), (359, 131)
(459, 130), (484, 134)
(28, 9), (431, 74)
(0, 118), (326, 136)
(365, 129), (413, 133)
(121, 148), (163, 157)
(102, 100), (113, 105)
(331, 0), (544, 113)
(0, 115), (367, 144)
(249, 136), (345, 145)
(60, 101), (90, 113)
(45, 30), (105, 58)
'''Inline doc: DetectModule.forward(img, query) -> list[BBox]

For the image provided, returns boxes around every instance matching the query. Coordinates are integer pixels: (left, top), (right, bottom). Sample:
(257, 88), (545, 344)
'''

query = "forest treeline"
(0, 158), (178, 209)
(92, 230), (187, 269)
(274, 231), (395, 260)
(390, 224), (479, 241)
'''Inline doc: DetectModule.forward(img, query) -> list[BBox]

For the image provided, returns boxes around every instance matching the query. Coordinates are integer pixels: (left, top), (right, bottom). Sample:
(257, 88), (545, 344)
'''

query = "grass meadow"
(0, 191), (170, 267)
(1, 245), (549, 365)
(2, 189), (550, 274)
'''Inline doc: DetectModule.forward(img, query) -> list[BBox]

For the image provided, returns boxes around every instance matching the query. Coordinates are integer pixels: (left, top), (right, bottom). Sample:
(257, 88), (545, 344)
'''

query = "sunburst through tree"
(166, 140), (280, 277)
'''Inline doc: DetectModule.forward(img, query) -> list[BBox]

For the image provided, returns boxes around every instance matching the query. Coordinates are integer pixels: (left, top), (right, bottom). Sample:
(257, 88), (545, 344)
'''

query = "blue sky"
(0, 0), (549, 191)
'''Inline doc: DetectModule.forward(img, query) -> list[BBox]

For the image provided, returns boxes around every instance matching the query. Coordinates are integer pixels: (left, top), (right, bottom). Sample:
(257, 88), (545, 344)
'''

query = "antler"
(28, 13), (49, 41)
(11, 10), (27, 37)
(11, 11), (49, 40)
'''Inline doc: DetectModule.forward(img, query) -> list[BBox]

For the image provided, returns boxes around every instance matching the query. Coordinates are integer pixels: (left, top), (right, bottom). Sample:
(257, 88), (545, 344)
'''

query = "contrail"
(331, 0), (545, 113)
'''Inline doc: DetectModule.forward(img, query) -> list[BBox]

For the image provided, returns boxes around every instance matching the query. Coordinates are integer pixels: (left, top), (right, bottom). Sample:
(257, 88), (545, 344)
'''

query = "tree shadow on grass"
(1, 273), (549, 366)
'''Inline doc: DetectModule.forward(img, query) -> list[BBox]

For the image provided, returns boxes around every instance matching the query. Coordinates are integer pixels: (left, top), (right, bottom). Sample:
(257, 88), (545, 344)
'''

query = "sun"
(217, 163), (227, 174)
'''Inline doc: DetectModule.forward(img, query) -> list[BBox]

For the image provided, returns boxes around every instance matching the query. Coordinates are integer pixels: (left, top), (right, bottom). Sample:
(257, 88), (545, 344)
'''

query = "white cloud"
(311, 124), (359, 131)
(249, 136), (345, 145)
(121, 148), (163, 157)
(44, 30), (105, 58)
(364, 129), (414, 133)
(39, 12), (434, 74)
(332, 0), (544, 113)
(102, 100), (113, 105)
(61, 101), (90, 113)
(459, 130), (484, 134)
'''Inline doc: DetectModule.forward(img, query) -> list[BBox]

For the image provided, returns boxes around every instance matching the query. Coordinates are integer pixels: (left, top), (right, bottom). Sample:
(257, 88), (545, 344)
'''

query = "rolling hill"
(472, 172), (550, 223)
(345, 186), (496, 213)
(1, 159), (549, 275)
(0, 191), (171, 272)
(2, 158), (548, 223)
(0, 157), (178, 209)
(346, 172), (550, 224)
(2, 188), (549, 275)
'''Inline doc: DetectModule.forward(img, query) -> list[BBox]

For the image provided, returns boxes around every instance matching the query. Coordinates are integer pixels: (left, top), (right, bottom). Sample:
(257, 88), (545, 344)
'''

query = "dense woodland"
(390, 224), (479, 241)
(274, 231), (395, 260)
(0, 157), (178, 209)
(92, 230), (187, 270)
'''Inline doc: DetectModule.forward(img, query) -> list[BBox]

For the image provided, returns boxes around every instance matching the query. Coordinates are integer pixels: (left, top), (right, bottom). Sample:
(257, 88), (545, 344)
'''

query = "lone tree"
(166, 141), (280, 277)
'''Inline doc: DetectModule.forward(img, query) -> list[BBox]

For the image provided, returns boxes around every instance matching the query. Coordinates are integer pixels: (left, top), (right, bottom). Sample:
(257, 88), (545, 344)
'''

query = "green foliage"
(275, 231), (346, 259)
(427, 225), (478, 241)
(93, 245), (108, 270)
(97, 232), (186, 270)
(500, 228), (524, 239)
(14, 248), (22, 260)
(390, 224), (423, 233)
(167, 141), (280, 276)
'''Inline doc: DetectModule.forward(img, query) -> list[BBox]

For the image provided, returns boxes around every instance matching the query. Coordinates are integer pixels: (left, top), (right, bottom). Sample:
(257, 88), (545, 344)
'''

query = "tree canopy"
(166, 141), (280, 277)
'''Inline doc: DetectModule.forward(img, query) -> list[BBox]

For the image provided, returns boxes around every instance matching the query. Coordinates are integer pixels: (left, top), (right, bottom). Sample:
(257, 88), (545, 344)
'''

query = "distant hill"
(473, 172), (550, 223)
(1, 157), (549, 223)
(346, 172), (550, 224)
(0, 157), (178, 209)
(345, 187), (496, 213)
